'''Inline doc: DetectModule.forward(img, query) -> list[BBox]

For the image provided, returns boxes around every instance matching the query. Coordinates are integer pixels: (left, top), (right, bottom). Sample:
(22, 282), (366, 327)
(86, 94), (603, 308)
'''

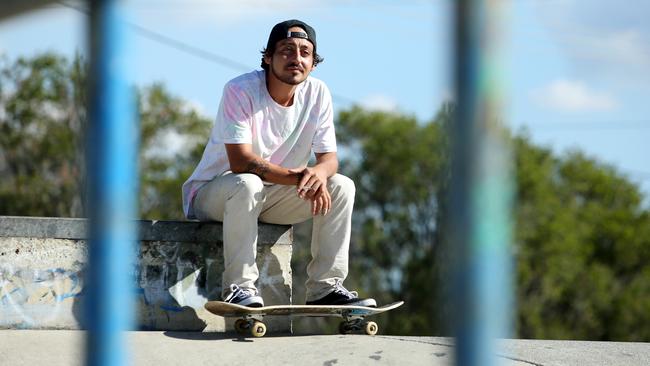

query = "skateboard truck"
(233, 314), (267, 338)
(335, 308), (378, 335)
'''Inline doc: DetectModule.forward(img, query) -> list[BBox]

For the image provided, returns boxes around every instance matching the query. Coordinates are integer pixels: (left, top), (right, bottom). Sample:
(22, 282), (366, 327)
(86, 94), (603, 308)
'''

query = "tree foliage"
(138, 83), (211, 219)
(0, 53), (211, 219)
(0, 53), (86, 216)
(513, 137), (650, 341)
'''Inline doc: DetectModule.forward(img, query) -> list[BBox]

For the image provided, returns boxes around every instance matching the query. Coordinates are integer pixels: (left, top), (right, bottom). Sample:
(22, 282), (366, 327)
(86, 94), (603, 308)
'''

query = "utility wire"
(55, 0), (356, 105)
(126, 22), (251, 73)
(519, 121), (650, 131)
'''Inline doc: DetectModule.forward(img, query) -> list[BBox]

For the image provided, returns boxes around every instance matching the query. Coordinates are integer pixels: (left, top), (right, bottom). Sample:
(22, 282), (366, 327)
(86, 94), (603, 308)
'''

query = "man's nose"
(289, 48), (302, 61)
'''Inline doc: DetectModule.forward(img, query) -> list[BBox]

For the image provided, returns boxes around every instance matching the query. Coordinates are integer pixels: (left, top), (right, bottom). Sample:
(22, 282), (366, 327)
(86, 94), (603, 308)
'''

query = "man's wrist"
(293, 171), (304, 186)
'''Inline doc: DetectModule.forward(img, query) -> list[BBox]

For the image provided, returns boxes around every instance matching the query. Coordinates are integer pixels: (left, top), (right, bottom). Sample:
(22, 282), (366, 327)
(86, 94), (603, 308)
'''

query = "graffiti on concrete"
(138, 242), (217, 311)
(0, 265), (83, 327)
(1, 240), (289, 330)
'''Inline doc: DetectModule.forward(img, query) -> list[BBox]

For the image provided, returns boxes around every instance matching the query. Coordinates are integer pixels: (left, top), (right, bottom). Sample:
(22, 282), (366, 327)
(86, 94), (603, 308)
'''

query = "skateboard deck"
(205, 301), (404, 337)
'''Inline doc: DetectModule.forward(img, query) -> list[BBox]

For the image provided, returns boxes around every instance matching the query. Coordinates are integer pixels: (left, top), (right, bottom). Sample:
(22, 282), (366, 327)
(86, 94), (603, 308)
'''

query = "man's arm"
(225, 143), (303, 185)
(313, 151), (339, 180)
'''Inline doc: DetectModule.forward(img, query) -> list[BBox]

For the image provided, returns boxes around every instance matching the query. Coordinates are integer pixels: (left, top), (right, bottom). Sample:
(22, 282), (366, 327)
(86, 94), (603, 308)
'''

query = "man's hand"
(289, 166), (331, 216)
(310, 188), (332, 216)
(292, 166), (327, 199)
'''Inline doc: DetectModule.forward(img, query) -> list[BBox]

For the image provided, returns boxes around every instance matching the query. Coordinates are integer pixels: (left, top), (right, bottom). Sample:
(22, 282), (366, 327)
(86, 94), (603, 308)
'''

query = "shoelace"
(332, 279), (358, 299)
(224, 284), (255, 303)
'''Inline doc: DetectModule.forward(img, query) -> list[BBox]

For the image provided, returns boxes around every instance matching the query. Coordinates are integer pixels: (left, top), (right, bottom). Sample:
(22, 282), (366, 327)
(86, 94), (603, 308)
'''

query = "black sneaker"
(306, 280), (377, 307)
(223, 284), (264, 307)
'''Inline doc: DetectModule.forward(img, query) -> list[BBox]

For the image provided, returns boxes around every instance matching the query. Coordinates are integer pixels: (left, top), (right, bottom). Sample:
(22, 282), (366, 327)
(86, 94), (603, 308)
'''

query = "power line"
(126, 22), (251, 73)
(55, 1), (356, 105)
(56, 1), (250, 72)
(515, 121), (650, 131)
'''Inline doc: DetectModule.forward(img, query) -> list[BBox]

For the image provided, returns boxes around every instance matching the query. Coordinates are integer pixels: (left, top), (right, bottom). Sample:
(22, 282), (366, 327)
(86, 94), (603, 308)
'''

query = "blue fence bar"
(86, 1), (137, 365)
(450, 1), (514, 366)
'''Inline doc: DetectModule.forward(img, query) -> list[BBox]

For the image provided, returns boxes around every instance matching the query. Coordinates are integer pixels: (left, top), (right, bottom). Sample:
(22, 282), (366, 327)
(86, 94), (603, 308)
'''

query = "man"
(182, 19), (375, 308)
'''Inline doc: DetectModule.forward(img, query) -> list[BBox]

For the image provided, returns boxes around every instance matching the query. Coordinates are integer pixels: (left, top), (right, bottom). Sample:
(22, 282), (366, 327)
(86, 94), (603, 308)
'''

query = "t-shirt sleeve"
(312, 83), (337, 153)
(215, 82), (253, 144)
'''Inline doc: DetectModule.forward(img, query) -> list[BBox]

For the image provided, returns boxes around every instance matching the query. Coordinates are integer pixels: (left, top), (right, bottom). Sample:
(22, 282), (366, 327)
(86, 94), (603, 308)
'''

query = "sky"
(1, 0), (649, 200)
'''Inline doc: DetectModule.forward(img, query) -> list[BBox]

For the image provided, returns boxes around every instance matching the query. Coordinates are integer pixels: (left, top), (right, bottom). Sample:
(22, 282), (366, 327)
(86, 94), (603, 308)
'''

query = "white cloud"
(535, 0), (650, 84)
(531, 79), (619, 112)
(359, 94), (399, 112)
(571, 28), (650, 71)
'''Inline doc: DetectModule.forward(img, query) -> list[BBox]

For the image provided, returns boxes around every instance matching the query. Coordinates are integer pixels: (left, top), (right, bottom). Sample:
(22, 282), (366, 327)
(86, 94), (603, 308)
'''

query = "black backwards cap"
(266, 19), (317, 54)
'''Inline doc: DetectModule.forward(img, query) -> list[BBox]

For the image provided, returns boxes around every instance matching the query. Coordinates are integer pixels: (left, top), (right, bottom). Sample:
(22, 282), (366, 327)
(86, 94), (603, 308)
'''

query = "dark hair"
(259, 47), (324, 71)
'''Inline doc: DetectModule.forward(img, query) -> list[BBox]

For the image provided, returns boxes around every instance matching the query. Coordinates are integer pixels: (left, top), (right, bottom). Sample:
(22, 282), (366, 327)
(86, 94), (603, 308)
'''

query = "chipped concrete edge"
(0, 216), (292, 245)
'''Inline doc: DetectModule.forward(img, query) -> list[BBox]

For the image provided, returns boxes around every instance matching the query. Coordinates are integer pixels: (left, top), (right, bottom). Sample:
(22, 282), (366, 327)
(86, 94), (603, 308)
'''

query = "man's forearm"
(236, 155), (302, 185)
(226, 143), (302, 185)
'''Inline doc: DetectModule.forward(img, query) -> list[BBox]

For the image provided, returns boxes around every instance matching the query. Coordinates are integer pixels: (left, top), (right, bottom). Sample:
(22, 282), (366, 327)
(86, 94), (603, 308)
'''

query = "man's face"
(265, 26), (315, 85)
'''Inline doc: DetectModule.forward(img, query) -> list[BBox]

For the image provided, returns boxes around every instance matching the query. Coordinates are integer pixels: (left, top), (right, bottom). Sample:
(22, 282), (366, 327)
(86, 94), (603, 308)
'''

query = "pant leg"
(192, 172), (265, 298)
(259, 174), (356, 301)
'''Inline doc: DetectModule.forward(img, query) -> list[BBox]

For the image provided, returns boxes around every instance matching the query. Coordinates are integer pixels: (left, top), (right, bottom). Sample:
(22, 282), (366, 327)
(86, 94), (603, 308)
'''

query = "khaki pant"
(193, 172), (355, 301)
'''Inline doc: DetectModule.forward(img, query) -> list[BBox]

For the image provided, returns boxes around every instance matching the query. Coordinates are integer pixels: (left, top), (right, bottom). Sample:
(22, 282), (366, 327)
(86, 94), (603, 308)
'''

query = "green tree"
(138, 84), (211, 219)
(0, 53), (211, 219)
(514, 137), (650, 341)
(0, 53), (86, 217)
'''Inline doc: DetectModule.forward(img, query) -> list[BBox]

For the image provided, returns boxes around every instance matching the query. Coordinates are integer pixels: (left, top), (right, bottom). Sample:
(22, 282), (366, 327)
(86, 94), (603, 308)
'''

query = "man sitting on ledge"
(182, 19), (376, 308)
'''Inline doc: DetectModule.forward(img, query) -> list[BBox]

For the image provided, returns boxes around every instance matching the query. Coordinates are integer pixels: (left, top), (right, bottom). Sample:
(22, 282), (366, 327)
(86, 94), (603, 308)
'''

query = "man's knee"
(328, 174), (355, 198)
(230, 173), (265, 198)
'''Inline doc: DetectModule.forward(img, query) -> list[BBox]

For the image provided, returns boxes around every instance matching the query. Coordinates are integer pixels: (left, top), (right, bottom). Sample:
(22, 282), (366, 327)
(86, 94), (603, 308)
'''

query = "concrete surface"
(0, 330), (648, 366)
(0, 216), (292, 332)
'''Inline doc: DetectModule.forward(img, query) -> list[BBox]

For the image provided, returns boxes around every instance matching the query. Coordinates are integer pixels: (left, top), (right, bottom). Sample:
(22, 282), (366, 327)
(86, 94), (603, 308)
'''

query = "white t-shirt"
(181, 70), (337, 219)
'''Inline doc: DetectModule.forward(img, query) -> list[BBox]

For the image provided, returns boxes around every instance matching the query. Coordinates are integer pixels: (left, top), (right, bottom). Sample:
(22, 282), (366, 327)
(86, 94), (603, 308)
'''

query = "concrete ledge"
(0, 216), (292, 333)
(0, 215), (292, 244)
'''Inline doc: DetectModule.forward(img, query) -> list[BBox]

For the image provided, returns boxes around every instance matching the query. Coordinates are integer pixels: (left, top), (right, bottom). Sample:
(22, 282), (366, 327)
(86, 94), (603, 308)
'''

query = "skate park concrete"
(1, 330), (649, 366)
(2, 216), (649, 365)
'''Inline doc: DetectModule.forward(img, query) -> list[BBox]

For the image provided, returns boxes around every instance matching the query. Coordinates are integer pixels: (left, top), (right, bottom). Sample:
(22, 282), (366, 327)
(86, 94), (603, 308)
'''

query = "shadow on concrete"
(162, 331), (297, 342)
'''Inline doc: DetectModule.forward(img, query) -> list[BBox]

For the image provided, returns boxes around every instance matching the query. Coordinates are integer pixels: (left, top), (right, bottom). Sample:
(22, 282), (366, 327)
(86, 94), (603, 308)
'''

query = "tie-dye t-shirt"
(181, 70), (336, 219)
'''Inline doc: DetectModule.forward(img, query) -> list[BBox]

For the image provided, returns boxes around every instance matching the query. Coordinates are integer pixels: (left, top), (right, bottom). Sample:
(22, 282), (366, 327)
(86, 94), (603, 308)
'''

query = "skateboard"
(204, 301), (404, 338)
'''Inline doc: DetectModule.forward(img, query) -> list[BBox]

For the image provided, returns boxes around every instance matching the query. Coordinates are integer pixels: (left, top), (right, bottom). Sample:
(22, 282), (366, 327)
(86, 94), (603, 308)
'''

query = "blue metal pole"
(450, 1), (513, 365)
(86, 0), (137, 365)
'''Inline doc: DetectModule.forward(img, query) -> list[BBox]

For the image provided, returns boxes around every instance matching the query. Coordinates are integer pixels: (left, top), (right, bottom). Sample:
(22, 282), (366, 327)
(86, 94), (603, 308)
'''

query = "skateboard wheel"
(364, 321), (378, 336)
(251, 321), (267, 338)
(234, 319), (249, 335)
